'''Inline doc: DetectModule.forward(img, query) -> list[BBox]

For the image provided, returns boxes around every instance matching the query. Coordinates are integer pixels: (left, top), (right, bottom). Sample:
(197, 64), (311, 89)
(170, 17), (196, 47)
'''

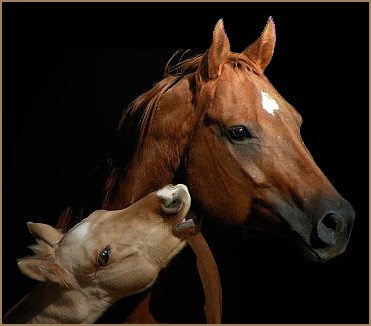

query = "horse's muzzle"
(306, 202), (355, 262)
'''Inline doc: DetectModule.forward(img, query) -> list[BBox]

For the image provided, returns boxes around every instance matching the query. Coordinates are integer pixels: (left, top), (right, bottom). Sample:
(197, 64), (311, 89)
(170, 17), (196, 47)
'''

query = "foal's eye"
(227, 126), (252, 142)
(98, 246), (111, 266)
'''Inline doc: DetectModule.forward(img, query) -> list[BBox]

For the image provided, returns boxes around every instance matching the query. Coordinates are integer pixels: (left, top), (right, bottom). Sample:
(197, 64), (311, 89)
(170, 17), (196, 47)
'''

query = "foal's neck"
(4, 283), (112, 324)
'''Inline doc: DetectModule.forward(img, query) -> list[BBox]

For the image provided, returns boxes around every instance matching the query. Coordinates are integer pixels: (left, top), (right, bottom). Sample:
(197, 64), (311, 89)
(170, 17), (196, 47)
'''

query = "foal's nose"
(313, 204), (355, 249)
(157, 184), (190, 215)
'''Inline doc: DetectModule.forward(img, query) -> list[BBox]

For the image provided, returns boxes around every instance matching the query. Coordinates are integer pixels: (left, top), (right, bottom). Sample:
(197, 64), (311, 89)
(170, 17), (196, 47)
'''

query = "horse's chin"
(242, 225), (347, 263)
(290, 226), (350, 263)
(299, 241), (347, 263)
(300, 245), (328, 263)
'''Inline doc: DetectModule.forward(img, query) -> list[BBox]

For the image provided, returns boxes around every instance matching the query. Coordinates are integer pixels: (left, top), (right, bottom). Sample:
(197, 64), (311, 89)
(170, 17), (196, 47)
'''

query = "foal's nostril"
(161, 196), (183, 215)
(157, 184), (190, 215)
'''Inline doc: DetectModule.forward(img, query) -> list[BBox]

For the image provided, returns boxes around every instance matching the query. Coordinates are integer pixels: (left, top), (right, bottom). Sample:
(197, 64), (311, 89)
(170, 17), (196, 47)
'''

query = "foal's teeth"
(177, 218), (195, 229)
(173, 219), (198, 237)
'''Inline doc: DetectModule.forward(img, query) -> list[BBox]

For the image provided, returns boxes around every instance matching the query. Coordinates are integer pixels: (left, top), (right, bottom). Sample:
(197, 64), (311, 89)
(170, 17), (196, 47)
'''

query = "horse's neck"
(111, 169), (174, 209)
(4, 283), (112, 324)
(105, 76), (202, 210)
(107, 141), (184, 210)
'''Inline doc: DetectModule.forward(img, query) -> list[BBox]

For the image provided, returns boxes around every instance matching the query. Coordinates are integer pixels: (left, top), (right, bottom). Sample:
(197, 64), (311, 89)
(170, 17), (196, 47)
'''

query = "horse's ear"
(18, 257), (75, 288)
(27, 222), (63, 246)
(242, 16), (276, 72)
(207, 19), (230, 79)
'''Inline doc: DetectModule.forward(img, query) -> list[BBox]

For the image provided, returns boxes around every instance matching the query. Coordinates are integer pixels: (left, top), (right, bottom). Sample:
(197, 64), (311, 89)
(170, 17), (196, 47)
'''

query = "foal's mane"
(102, 51), (204, 208)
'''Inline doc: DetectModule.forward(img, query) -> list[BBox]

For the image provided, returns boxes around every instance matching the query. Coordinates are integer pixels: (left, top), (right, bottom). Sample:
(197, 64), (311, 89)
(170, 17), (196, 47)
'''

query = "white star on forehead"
(261, 91), (279, 115)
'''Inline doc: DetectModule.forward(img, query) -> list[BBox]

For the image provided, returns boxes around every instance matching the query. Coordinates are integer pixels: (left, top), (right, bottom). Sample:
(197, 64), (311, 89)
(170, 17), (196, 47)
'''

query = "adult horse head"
(104, 17), (355, 263)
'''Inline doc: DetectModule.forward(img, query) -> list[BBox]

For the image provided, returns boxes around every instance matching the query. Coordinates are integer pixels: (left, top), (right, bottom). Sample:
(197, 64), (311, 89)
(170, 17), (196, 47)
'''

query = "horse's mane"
(55, 50), (255, 231)
(102, 51), (204, 208)
(54, 51), (205, 232)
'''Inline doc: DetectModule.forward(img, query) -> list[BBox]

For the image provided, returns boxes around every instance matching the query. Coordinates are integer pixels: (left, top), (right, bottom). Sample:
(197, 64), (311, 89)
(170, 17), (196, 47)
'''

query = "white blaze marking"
(71, 222), (89, 240)
(261, 91), (279, 115)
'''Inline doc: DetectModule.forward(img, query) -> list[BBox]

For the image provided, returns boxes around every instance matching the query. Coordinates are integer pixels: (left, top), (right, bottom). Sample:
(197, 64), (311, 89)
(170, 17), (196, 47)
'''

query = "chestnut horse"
(102, 18), (355, 322)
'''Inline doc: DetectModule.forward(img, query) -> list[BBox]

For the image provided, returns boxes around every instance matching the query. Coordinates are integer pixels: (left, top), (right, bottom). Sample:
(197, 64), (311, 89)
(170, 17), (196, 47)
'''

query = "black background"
(3, 2), (369, 323)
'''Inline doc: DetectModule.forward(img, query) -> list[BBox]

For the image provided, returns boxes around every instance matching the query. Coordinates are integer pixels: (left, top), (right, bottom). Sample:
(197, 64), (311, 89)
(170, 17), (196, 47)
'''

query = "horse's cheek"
(186, 135), (253, 225)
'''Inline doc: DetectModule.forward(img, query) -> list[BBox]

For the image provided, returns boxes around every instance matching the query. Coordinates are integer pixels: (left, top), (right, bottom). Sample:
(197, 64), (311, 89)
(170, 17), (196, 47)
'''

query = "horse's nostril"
(322, 213), (338, 231)
(314, 212), (342, 248)
(307, 204), (355, 260)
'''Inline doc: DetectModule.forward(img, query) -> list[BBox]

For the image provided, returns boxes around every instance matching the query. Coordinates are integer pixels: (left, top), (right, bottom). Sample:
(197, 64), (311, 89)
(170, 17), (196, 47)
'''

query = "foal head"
(18, 184), (193, 300)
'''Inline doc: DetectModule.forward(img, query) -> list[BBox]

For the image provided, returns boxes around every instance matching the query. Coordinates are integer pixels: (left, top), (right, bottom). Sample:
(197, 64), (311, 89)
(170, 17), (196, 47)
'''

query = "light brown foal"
(4, 184), (195, 324)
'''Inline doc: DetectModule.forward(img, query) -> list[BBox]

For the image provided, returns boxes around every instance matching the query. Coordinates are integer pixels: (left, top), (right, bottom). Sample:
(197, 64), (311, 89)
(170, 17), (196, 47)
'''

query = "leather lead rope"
(187, 233), (222, 324)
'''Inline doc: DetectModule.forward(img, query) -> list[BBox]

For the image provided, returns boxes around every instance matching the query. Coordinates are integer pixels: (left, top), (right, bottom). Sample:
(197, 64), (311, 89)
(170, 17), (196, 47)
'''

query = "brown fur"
(98, 18), (355, 323)
(103, 18), (354, 261)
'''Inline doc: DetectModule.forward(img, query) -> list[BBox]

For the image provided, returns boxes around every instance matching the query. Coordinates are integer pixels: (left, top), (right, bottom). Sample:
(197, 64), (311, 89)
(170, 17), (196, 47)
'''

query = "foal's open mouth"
(174, 210), (201, 237)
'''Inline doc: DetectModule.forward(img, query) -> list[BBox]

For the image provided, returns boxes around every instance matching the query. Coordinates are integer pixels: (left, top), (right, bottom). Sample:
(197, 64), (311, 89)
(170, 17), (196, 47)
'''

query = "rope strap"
(187, 233), (222, 324)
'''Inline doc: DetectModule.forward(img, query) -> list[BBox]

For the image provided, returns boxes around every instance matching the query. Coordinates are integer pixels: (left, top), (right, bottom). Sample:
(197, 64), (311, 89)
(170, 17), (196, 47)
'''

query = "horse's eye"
(98, 246), (111, 266)
(227, 126), (252, 142)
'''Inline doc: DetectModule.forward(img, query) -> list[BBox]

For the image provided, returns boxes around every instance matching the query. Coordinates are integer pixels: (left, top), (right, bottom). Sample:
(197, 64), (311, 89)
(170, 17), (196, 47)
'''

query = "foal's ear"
(207, 19), (230, 79)
(242, 16), (276, 72)
(18, 258), (75, 288)
(27, 222), (63, 246)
